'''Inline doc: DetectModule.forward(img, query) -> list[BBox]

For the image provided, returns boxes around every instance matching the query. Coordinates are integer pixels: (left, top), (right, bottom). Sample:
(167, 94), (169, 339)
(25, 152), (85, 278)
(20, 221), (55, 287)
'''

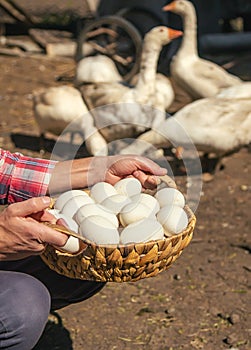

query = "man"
(0, 149), (167, 349)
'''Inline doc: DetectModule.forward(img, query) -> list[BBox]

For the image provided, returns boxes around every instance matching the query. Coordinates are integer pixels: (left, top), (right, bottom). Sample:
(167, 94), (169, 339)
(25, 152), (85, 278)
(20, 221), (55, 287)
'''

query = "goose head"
(144, 26), (182, 50)
(163, 0), (193, 17)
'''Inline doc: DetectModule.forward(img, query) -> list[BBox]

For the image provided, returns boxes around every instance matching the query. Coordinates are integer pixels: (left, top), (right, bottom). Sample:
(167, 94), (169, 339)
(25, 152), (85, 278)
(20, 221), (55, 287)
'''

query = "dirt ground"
(0, 48), (250, 350)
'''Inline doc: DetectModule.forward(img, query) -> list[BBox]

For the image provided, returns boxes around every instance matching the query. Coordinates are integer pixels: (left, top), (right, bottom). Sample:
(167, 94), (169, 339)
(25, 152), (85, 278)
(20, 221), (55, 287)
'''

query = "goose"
(33, 85), (108, 156)
(216, 82), (251, 99)
(74, 54), (123, 86)
(162, 0), (243, 99)
(130, 72), (175, 112)
(78, 27), (182, 109)
(76, 27), (182, 143)
(119, 96), (251, 166)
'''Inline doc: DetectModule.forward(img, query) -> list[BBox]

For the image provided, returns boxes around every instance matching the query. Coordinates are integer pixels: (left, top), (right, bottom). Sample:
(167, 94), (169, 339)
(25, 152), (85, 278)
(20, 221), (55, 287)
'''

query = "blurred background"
(1, 0), (251, 66)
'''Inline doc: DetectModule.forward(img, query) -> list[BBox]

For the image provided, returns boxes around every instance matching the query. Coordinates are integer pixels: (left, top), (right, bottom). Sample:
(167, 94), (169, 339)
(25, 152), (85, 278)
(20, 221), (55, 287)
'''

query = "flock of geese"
(33, 0), (251, 174)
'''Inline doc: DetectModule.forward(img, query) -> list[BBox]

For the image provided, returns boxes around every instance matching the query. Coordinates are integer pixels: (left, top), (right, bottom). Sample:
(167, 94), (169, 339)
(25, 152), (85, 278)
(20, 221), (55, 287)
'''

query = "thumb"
(9, 197), (52, 217)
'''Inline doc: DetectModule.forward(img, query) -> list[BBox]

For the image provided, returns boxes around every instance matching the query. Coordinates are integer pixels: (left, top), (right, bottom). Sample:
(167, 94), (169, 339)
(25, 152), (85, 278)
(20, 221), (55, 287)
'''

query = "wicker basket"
(41, 175), (196, 283)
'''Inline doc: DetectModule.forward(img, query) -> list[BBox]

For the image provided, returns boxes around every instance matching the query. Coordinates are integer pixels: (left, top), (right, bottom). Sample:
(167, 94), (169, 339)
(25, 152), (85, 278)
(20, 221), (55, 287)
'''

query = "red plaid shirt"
(0, 149), (57, 204)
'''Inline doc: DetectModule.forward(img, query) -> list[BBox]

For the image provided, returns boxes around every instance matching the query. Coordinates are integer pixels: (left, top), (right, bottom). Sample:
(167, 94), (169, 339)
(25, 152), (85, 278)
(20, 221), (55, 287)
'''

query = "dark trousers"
(0, 257), (105, 349)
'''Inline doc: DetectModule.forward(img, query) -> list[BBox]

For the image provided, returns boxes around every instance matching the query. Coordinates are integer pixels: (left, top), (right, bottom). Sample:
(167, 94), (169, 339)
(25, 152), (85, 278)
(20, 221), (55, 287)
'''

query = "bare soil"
(0, 51), (250, 350)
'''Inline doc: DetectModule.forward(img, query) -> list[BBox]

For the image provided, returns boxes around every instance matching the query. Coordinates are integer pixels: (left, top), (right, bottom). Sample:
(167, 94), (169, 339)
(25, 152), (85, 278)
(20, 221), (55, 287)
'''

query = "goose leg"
(70, 132), (75, 144)
(39, 133), (46, 155)
(85, 131), (108, 156)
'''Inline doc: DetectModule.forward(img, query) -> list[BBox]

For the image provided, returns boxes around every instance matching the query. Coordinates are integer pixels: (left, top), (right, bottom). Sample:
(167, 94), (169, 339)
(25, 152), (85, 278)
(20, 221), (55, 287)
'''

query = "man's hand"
(0, 197), (68, 261)
(104, 155), (167, 189)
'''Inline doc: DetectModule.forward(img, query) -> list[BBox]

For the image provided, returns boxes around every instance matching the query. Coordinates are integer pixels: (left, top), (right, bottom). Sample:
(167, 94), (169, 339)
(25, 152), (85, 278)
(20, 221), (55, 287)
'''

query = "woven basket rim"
(45, 175), (196, 253)
(44, 206), (195, 256)
(41, 175), (196, 282)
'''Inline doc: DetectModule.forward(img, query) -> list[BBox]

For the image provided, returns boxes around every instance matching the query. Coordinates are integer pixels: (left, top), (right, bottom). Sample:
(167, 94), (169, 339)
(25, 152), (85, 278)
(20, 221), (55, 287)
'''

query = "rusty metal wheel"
(75, 15), (142, 82)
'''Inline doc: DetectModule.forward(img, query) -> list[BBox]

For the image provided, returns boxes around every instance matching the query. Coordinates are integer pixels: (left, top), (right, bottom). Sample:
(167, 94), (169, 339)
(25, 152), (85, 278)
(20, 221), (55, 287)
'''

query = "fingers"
(56, 218), (69, 228)
(25, 220), (68, 247)
(8, 197), (66, 246)
(1, 197), (68, 261)
(109, 155), (167, 175)
(132, 170), (159, 189)
(8, 197), (52, 217)
(31, 210), (57, 223)
(135, 156), (167, 175)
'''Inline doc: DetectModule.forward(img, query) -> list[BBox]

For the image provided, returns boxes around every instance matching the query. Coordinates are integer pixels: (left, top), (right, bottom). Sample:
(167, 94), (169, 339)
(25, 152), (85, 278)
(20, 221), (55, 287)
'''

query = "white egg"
(47, 208), (61, 218)
(157, 205), (188, 235)
(54, 190), (88, 211)
(74, 203), (119, 227)
(61, 195), (94, 218)
(100, 194), (131, 214)
(120, 218), (164, 245)
(59, 236), (80, 254)
(79, 215), (120, 245)
(119, 201), (155, 227)
(130, 193), (160, 215)
(114, 178), (142, 197)
(52, 213), (80, 253)
(155, 188), (185, 208)
(90, 182), (118, 203)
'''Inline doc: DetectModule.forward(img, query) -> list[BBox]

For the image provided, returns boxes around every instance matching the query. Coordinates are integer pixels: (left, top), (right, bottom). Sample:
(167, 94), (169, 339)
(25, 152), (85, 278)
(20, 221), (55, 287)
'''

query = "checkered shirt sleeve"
(0, 149), (57, 204)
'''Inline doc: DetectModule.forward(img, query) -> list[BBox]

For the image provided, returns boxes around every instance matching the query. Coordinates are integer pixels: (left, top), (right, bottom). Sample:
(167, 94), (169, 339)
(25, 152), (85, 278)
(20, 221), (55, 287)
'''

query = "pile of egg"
(49, 178), (188, 253)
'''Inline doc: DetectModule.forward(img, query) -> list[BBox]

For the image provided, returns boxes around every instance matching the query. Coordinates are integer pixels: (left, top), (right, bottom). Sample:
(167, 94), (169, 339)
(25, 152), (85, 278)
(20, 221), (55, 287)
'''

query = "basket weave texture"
(41, 176), (196, 283)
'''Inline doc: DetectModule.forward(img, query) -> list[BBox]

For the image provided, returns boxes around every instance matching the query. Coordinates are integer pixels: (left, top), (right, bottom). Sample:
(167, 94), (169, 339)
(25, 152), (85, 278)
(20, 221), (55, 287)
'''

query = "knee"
(2, 273), (51, 350)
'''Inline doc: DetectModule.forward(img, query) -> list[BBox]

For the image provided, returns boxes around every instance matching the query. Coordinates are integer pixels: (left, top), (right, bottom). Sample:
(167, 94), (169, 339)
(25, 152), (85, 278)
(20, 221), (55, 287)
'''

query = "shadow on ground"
(33, 312), (73, 350)
(10, 132), (221, 175)
(11, 133), (90, 159)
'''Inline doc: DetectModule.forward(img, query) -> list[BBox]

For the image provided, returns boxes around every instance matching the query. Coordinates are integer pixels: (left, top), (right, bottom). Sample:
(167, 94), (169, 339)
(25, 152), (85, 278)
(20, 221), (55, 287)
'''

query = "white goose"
(78, 26), (182, 110)
(119, 96), (251, 160)
(163, 0), (242, 99)
(74, 54), (123, 86)
(33, 85), (108, 156)
(76, 27), (182, 143)
(130, 72), (175, 112)
(216, 82), (251, 99)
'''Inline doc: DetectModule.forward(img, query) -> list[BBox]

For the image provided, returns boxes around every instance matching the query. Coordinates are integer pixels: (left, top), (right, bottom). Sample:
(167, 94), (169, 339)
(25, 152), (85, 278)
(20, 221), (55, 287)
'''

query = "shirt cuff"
(8, 154), (57, 203)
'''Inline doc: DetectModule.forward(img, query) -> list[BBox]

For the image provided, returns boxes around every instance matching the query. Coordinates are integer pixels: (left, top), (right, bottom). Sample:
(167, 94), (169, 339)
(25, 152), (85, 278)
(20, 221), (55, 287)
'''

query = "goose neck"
(179, 8), (198, 55)
(135, 41), (162, 97)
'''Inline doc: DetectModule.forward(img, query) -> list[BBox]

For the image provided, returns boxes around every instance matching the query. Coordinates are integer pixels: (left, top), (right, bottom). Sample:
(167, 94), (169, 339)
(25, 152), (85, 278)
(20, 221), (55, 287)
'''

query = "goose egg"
(79, 215), (120, 245)
(119, 201), (156, 227)
(155, 188), (185, 208)
(120, 218), (164, 245)
(74, 203), (119, 227)
(58, 236), (80, 254)
(47, 208), (61, 218)
(130, 193), (160, 215)
(54, 190), (88, 211)
(157, 205), (188, 235)
(114, 178), (142, 197)
(90, 182), (118, 203)
(54, 213), (80, 253)
(61, 195), (94, 218)
(100, 194), (131, 214)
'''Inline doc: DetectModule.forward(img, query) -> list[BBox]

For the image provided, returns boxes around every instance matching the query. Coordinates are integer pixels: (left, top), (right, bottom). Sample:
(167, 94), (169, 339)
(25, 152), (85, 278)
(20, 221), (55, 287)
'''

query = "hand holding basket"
(41, 175), (196, 283)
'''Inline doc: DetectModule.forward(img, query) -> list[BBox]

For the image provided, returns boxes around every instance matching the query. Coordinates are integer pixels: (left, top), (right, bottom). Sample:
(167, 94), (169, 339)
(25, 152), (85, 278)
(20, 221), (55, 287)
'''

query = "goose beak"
(162, 2), (176, 12)
(168, 28), (183, 40)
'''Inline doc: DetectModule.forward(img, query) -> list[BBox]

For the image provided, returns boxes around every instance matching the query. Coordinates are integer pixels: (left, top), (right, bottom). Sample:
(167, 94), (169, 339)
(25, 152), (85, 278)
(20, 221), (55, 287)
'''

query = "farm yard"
(0, 1), (250, 349)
